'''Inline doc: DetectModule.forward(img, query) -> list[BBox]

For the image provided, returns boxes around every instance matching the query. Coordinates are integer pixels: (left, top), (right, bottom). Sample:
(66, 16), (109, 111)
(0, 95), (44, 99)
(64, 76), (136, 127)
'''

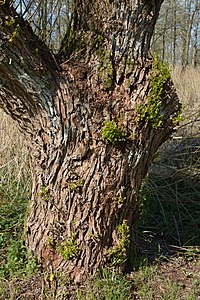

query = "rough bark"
(0, 0), (180, 282)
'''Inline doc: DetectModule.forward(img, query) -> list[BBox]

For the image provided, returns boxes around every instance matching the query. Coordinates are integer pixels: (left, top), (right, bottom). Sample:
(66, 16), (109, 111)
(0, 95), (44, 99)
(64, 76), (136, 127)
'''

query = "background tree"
(192, 0), (200, 66)
(152, 0), (200, 66)
(0, 0), (180, 282)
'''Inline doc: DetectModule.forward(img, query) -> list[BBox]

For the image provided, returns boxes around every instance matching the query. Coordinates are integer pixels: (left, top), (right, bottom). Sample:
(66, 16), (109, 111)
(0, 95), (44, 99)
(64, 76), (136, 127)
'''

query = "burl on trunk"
(0, 0), (180, 281)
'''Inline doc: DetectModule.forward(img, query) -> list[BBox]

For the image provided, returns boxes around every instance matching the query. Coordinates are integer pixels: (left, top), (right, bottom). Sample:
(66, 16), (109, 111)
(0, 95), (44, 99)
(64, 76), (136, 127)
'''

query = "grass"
(132, 257), (200, 299)
(0, 181), (36, 278)
(0, 111), (39, 298)
(140, 154), (200, 247)
(139, 65), (200, 248)
(0, 65), (200, 298)
(171, 65), (200, 137)
(77, 270), (132, 300)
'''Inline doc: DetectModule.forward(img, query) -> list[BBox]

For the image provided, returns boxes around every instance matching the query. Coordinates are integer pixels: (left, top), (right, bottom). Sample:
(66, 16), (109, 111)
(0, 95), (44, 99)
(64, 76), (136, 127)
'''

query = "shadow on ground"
(138, 136), (200, 262)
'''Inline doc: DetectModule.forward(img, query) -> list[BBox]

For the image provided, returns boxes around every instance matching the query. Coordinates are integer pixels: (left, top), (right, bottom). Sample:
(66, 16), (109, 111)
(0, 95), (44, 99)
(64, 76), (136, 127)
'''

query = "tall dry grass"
(0, 111), (30, 186)
(172, 65), (200, 136)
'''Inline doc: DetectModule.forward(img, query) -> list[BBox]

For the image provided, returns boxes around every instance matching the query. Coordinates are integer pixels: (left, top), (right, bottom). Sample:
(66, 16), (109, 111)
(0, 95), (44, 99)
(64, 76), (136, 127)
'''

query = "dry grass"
(172, 65), (200, 136)
(0, 110), (30, 185)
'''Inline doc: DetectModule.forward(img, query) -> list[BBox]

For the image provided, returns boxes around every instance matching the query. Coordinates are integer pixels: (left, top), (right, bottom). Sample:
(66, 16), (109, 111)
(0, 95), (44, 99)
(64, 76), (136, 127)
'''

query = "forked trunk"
(0, 0), (180, 281)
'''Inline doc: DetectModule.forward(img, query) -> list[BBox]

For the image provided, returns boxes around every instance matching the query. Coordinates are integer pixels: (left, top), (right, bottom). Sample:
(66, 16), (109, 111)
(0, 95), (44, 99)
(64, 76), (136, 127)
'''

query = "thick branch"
(59, 0), (164, 60)
(0, 3), (59, 129)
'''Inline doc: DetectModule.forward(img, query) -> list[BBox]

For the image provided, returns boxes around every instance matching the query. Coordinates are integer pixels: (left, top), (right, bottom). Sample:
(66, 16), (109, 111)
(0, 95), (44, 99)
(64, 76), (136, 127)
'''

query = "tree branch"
(0, 3), (59, 127)
(59, 0), (164, 60)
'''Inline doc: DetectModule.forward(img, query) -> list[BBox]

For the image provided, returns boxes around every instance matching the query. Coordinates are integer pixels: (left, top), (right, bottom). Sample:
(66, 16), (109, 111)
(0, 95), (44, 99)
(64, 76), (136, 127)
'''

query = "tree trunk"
(172, 0), (177, 67)
(0, 1), (180, 282)
(192, 1), (199, 67)
(181, 0), (195, 67)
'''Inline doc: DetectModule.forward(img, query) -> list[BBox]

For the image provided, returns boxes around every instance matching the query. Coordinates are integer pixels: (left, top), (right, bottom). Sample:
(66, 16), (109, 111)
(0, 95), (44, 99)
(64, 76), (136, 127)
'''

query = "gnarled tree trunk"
(0, 0), (180, 282)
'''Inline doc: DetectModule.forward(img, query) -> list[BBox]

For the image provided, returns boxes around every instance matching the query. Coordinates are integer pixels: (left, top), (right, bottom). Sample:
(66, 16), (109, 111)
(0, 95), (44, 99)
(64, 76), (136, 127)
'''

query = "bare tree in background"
(0, 0), (180, 282)
(14, 0), (71, 50)
(192, 0), (200, 66)
(153, 0), (200, 66)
